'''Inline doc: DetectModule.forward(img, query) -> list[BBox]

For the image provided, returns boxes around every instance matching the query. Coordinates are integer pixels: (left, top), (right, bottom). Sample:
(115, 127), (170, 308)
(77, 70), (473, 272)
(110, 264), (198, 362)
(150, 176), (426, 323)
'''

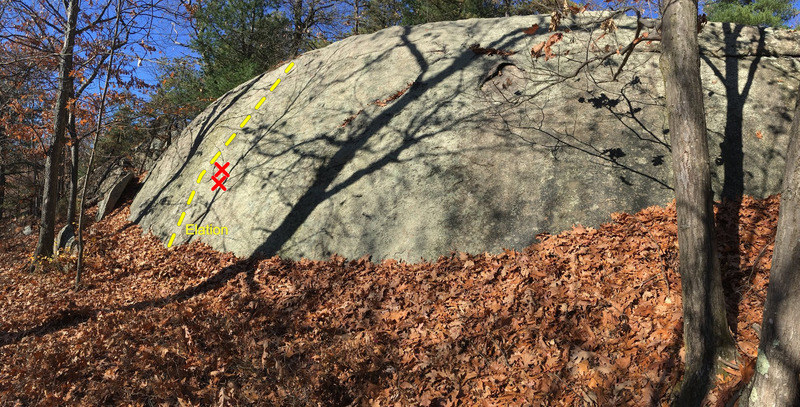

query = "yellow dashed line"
(255, 97), (266, 110)
(270, 79), (281, 91)
(167, 61), (298, 248)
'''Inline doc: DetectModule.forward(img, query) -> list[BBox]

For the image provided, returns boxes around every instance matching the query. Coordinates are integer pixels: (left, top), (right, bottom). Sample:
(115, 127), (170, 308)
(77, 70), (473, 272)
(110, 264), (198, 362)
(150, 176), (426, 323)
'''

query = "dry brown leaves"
(469, 44), (516, 57)
(531, 33), (564, 61)
(341, 82), (415, 128)
(0, 193), (779, 406)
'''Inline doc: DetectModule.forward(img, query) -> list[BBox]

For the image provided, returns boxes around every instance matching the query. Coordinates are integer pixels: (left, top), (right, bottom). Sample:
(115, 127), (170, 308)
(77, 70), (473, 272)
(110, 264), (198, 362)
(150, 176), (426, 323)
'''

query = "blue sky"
(124, 18), (197, 99)
(128, 0), (800, 102)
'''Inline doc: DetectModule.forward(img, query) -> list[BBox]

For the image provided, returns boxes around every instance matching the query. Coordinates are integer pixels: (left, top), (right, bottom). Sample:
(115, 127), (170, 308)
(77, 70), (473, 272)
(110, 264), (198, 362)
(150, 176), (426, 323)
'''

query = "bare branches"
(76, 0), (123, 287)
(549, 7), (661, 81)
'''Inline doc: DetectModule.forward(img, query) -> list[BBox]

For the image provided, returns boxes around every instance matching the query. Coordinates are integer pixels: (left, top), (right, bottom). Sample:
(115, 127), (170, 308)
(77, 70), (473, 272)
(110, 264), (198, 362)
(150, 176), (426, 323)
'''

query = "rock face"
(54, 224), (75, 253)
(98, 172), (133, 221)
(85, 160), (133, 207)
(130, 12), (800, 261)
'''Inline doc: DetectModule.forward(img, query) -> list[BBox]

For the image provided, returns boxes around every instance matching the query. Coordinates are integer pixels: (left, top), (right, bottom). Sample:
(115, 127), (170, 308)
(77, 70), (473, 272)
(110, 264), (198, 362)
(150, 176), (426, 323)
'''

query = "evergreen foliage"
(147, 57), (210, 127)
(706, 0), (798, 27)
(98, 58), (210, 171)
(359, 0), (406, 33)
(192, 0), (293, 98)
(400, 0), (561, 25)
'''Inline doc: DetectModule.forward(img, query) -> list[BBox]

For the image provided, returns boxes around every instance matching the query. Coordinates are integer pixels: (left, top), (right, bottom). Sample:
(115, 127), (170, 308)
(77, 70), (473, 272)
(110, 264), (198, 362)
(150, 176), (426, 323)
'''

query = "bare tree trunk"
(30, 0), (79, 270)
(740, 91), (800, 407)
(76, 0), (122, 287)
(30, 166), (38, 217)
(660, 0), (739, 403)
(291, 0), (305, 56)
(0, 135), (6, 220)
(66, 110), (79, 226)
(0, 147), (5, 220)
(352, 0), (361, 35)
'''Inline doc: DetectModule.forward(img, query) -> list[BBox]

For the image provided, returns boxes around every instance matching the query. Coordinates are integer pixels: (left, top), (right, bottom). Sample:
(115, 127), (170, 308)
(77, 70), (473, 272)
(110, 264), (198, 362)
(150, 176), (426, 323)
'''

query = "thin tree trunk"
(0, 137), (5, 220)
(66, 110), (79, 226)
(30, 0), (79, 270)
(740, 91), (800, 407)
(31, 166), (38, 217)
(291, 0), (305, 56)
(352, 0), (360, 35)
(0, 148), (5, 220)
(660, 0), (739, 403)
(76, 0), (122, 287)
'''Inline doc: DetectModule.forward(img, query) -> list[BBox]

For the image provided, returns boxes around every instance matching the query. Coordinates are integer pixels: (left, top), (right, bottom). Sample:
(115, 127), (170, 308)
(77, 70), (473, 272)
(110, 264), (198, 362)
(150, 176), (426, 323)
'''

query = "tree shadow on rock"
(701, 24), (765, 336)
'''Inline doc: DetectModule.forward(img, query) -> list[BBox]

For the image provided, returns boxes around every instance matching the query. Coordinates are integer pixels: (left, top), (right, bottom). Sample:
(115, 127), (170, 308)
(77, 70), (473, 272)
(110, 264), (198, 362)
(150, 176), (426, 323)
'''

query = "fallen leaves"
(523, 24), (540, 35)
(0, 194), (781, 405)
(374, 81), (414, 107)
(341, 82), (415, 126)
(469, 43), (516, 56)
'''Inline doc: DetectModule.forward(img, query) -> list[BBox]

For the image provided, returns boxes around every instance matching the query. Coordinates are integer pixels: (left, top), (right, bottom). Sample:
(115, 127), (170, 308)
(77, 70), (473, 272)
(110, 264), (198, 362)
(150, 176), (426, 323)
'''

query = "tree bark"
(291, 0), (305, 56)
(0, 132), (6, 220)
(0, 146), (5, 220)
(352, 0), (361, 35)
(660, 0), (739, 403)
(740, 91), (800, 407)
(30, 166), (39, 217)
(66, 109), (79, 226)
(76, 0), (122, 287)
(30, 0), (80, 268)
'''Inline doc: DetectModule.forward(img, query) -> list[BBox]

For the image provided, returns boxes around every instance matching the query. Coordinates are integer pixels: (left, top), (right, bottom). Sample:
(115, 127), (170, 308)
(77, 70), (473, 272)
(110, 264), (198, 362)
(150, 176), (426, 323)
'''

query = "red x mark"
(212, 161), (230, 191)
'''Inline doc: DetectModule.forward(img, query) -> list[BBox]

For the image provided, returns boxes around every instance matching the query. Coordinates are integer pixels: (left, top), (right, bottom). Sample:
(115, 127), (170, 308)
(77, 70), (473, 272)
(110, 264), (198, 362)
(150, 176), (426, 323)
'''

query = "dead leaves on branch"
(601, 18), (618, 33)
(532, 33), (564, 60)
(0, 195), (781, 405)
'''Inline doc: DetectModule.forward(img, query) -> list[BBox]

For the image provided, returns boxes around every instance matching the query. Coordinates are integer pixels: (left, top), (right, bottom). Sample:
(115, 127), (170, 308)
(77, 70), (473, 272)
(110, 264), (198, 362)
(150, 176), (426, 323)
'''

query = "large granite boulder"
(130, 12), (800, 261)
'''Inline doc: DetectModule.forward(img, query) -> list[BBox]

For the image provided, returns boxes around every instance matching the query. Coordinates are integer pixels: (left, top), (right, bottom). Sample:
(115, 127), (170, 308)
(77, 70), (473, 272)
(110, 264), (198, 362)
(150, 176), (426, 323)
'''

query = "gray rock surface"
(22, 225), (32, 236)
(85, 159), (133, 207)
(130, 13), (800, 261)
(64, 236), (76, 253)
(54, 224), (75, 253)
(97, 172), (133, 221)
(135, 136), (170, 176)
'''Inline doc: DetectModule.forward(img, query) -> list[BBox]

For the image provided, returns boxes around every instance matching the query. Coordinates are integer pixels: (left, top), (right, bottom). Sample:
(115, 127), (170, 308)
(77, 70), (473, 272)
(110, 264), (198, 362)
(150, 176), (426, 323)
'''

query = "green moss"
(756, 351), (771, 374)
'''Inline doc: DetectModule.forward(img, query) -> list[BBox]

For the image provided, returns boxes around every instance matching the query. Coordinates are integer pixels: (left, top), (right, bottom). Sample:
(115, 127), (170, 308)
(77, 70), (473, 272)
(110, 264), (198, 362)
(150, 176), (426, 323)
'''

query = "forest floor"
(0, 187), (779, 406)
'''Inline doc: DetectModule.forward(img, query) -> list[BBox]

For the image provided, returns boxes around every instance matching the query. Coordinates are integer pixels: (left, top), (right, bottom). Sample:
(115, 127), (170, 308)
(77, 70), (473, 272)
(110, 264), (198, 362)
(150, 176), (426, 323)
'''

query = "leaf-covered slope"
(0, 194), (778, 405)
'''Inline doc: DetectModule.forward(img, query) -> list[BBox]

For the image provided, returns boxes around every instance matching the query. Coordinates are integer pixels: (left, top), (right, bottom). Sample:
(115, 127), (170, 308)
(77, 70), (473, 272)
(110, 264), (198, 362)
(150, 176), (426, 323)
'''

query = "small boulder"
(64, 236), (77, 253)
(22, 225), (32, 236)
(149, 138), (164, 151)
(97, 172), (134, 221)
(85, 159), (134, 207)
(54, 224), (75, 253)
